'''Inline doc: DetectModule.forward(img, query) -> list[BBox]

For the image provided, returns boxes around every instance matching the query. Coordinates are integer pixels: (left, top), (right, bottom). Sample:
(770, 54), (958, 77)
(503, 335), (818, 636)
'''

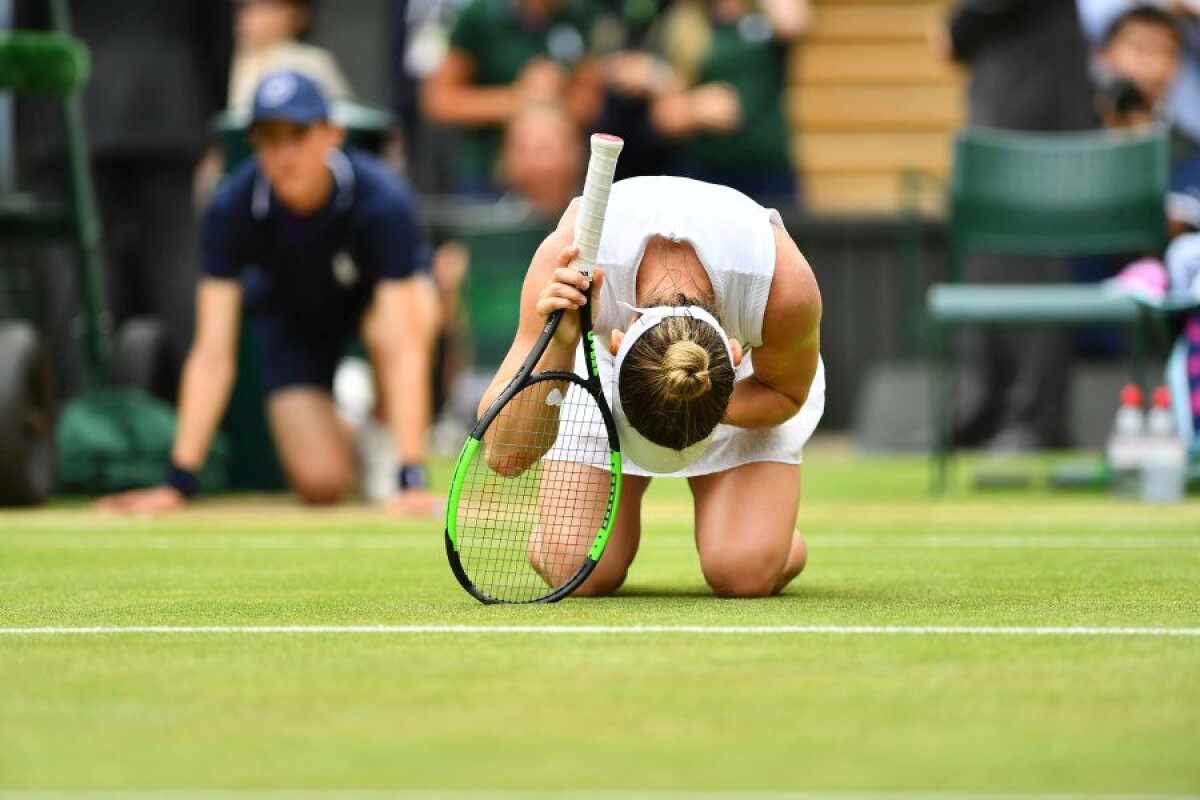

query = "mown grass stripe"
(2, 625), (1198, 637)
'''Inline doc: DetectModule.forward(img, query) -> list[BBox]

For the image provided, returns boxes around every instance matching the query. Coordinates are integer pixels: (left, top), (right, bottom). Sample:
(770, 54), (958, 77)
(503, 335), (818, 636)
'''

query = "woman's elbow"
(485, 448), (536, 478)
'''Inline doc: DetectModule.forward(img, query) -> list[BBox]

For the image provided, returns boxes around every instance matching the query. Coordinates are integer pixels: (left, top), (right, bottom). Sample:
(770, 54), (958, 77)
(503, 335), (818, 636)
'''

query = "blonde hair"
(618, 308), (734, 450)
(662, 339), (712, 402)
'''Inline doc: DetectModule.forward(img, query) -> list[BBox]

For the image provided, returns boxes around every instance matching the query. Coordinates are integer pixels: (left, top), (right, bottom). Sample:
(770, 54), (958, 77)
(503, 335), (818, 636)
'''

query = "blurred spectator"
(1080, 7), (1198, 348)
(1097, 4), (1181, 109)
(228, 0), (352, 112)
(388, 0), (458, 193)
(16, 0), (233, 397)
(933, 0), (1095, 131)
(591, 0), (679, 181)
(98, 72), (440, 516)
(1079, 0), (1200, 156)
(420, 0), (602, 196)
(934, 0), (1095, 451)
(651, 0), (809, 204)
(498, 101), (584, 217)
(1094, 3), (1200, 171)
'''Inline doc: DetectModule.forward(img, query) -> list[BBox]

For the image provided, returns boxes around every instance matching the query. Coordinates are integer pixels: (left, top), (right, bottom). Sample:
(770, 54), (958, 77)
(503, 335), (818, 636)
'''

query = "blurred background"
(2, 0), (1198, 499)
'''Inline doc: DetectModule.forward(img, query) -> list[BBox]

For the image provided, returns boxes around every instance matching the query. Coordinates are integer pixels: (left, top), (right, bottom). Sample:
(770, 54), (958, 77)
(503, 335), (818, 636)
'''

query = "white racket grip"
(572, 134), (624, 279)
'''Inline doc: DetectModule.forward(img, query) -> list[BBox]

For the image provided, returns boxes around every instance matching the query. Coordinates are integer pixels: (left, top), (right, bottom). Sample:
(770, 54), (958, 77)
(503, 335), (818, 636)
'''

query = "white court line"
(1, 625), (1197, 637)
(3, 535), (1200, 550)
(811, 536), (1200, 550)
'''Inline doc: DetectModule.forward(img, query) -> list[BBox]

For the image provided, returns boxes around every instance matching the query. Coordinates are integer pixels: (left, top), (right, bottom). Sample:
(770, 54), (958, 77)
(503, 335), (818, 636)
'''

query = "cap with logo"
(250, 70), (329, 128)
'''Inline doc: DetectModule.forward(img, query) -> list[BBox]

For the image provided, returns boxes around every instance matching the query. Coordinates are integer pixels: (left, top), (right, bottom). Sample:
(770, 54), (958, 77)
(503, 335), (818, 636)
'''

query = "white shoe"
(333, 356), (376, 429)
(334, 356), (397, 502)
(357, 417), (397, 503)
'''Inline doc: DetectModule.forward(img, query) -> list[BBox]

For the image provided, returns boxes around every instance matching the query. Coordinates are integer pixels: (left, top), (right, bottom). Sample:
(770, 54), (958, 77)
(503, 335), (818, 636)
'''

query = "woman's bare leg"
(530, 460), (650, 596)
(688, 462), (806, 598)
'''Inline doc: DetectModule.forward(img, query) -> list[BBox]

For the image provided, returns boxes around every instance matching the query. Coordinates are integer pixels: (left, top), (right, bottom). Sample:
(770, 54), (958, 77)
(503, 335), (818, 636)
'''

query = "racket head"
(445, 371), (622, 604)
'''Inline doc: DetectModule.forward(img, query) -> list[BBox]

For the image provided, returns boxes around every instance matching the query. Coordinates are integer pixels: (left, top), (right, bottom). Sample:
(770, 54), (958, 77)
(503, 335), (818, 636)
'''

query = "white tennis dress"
(547, 175), (826, 478)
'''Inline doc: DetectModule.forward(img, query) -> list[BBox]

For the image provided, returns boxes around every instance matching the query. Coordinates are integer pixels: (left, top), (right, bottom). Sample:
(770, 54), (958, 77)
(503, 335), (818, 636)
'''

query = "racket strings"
(456, 379), (614, 602)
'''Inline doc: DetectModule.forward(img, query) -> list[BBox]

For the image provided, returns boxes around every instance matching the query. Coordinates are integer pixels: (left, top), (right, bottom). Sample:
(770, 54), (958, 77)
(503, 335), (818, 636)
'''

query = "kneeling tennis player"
(478, 176), (824, 597)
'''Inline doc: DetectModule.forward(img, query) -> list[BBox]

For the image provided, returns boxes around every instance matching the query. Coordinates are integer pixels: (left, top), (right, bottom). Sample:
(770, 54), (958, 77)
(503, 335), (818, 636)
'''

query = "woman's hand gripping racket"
(444, 134), (625, 603)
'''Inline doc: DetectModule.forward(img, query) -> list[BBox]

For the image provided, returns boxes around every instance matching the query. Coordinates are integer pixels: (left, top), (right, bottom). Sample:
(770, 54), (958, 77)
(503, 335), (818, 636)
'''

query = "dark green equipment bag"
(55, 388), (228, 494)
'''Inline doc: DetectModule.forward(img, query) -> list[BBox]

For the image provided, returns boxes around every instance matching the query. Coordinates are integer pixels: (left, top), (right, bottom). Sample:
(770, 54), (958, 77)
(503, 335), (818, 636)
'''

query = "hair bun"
(662, 340), (711, 402)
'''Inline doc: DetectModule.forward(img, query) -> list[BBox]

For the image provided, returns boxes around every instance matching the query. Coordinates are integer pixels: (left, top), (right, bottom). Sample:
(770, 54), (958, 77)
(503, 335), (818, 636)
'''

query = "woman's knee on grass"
(573, 560), (630, 597)
(783, 531), (808, 579)
(528, 528), (633, 597)
(527, 525), (593, 585)
(528, 549), (627, 597)
(700, 543), (790, 598)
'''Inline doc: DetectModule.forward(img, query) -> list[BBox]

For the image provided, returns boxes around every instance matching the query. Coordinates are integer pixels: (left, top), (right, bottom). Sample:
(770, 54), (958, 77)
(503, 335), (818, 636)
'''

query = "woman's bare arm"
(476, 202), (602, 476)
(477, 201), (583, 413)
(723, 225), (821, 428)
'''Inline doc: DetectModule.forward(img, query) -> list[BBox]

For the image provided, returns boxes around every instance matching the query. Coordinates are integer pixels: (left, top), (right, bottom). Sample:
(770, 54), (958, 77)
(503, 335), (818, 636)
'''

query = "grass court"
(2, 445), (1198, 795)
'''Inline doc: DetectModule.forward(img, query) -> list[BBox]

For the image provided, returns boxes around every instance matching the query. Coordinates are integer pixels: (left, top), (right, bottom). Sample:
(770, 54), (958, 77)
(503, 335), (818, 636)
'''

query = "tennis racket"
(444, 134), (625, 604)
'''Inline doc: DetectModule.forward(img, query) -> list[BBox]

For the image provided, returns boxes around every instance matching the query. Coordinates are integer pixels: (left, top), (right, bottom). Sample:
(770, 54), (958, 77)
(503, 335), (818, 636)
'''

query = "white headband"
(611, 304), (734, 473)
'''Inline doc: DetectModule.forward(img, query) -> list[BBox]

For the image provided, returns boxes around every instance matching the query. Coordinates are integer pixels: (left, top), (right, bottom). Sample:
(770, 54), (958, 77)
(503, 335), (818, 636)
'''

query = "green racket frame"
(443, 290), (623, 604)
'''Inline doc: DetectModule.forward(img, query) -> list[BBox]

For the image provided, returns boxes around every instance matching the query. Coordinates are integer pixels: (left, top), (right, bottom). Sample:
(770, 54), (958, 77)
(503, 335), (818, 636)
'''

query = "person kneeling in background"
(99, 71), (440, 516)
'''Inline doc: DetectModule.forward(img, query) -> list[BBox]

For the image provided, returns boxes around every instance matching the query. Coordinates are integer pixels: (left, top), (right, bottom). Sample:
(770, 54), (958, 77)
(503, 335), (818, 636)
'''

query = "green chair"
(926, 127), (1170, 492)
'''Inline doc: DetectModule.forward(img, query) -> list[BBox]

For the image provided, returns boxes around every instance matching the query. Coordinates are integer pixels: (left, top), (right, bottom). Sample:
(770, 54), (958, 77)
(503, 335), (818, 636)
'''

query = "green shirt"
(448, 0), (596, 189)
(684, 14), (791, 172)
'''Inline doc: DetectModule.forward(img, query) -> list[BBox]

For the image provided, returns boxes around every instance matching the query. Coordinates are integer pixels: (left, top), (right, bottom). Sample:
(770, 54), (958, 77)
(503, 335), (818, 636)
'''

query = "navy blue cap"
(250, 70), (329, 127)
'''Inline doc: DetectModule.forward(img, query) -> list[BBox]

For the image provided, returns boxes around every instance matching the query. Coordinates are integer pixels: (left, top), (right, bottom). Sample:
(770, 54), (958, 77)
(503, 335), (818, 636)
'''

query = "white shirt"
(594, 176), (783, 349)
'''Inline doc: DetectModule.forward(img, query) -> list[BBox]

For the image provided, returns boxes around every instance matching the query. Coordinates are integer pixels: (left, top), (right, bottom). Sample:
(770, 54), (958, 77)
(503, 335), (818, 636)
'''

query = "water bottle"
(1141, 386), (1187, 503)
(1106, 383), (1146, 499)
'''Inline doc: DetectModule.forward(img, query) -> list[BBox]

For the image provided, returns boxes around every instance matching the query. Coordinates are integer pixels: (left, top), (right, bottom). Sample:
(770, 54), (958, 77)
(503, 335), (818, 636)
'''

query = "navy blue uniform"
(203, 148), (428, 392)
